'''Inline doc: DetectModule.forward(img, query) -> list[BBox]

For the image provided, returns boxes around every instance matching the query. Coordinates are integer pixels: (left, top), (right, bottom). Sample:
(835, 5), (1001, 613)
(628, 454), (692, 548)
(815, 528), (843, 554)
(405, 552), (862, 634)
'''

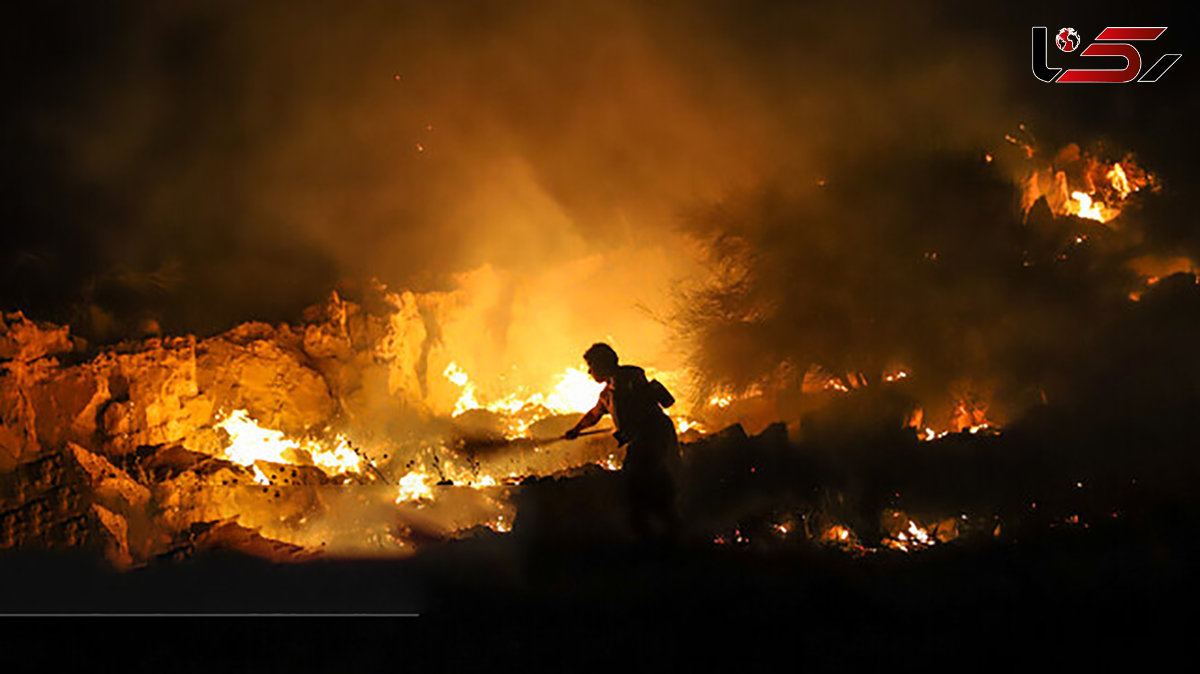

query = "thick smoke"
(3, 1), (1196, 422)
(4, 2), (1016, 327)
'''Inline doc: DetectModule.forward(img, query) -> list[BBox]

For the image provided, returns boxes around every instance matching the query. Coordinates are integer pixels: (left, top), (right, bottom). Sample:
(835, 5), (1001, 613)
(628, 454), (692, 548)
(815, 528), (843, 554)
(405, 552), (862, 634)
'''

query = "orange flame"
(213, 409), (365, 484)
(1021, 146), (1156, 225)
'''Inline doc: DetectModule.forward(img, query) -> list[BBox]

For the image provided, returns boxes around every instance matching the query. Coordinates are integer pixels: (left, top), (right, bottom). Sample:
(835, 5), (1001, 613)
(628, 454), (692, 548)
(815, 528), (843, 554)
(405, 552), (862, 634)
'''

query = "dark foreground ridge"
(0, 518), (1195, 666)
(3, 414), (1199, 666)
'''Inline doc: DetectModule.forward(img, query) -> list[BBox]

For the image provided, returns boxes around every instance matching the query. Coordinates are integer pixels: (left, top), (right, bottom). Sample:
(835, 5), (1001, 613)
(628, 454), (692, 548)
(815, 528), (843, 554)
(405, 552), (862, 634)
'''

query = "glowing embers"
(882, 510), (962, 552)
(825, 379), (850, 393)
(393, 462), (510, 506)
(686, 385), (764, 432)
(916, 419), (993, 441)
(820, 524), (857, 547)
(883, 520), (935, 553)
(391, 467), (515, 539)
(488, 514), (513, 533)
(721, 507), (993, 558)
(911, 387), (1001, 442)
(917, 422), (997, 443)
(801, 366), (908, 395)
(708, 393), (734, 408)
(214, 409), (366, 482)
(712, 527), (750, 546)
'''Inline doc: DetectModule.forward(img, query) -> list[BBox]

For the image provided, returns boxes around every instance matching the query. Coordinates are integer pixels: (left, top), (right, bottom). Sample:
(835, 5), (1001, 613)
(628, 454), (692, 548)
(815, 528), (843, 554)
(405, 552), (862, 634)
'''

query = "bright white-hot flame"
(820, 524), (854, 545)
(1069, 191), (1114, 222)
(444, 362), (469, 387)
(252, 464), (270, 486)
(215, 409), (296, 466)
(215, 410), (364, 476)
(907, 521), (932, 545)
(308, 436), (364, 475)
(921, 427), (952, 442)
(395, 471), (435, 503)
(543, 367), (604, 413)
(441, 362), (709, 443)
(441, 363), (604, 436)
(444, 362), (481, 416)
(919, 422), (997, 442)
(466, 474), (497, 488)
(1020, 147), (1155, 225)
(1065, 162), (1144, 223)
(825, 379), (850, 393)
(886, 519), (936, 552)
(709, 394), (733, 408)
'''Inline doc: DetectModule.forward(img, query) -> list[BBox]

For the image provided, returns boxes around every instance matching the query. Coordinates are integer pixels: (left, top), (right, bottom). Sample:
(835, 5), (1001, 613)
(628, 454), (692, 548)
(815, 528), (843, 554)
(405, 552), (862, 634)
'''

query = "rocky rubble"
(0, 286), (444, 565)
(0, 443), (150, 567)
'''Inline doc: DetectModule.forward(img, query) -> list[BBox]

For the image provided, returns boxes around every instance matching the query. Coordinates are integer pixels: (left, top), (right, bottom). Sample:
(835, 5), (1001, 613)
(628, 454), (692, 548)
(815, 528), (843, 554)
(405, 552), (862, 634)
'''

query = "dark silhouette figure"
(564, 343), (681, 541)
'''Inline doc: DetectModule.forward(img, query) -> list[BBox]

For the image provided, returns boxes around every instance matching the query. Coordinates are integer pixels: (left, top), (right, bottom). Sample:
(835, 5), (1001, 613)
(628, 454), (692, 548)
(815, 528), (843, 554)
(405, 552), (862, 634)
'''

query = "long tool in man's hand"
(535, 426), (615, 446)
(566, 427), (614, 439)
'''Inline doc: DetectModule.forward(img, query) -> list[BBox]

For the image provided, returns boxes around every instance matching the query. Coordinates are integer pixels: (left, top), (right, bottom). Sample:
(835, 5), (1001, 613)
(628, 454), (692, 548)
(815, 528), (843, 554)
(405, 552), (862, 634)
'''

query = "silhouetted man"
(564, 343), (681, 541)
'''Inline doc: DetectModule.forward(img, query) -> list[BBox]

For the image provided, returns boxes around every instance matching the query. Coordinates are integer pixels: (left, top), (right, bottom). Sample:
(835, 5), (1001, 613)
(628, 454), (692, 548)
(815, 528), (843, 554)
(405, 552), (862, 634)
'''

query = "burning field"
(2, 0), (1199, 663)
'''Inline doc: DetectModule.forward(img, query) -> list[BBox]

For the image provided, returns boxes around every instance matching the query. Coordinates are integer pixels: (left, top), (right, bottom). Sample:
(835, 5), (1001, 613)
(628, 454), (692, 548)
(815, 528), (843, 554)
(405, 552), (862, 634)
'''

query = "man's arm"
(564, 401), (605, 440)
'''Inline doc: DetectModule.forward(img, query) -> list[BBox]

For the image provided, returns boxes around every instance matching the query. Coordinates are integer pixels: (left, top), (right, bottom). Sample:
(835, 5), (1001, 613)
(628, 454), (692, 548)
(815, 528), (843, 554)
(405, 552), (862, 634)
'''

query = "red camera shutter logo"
(1032, 26), (1182, 83)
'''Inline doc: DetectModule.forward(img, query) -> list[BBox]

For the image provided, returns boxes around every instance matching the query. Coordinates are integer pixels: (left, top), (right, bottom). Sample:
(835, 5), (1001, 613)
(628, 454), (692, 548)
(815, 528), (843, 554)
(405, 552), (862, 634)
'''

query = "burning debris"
(1018, 142), (1157, 225)
(0, 304), (1028, 569)
(1, 282), (722, 566)
(440, 360), (604, 438)
(5, 121), (1200, 577)
(0, 287), (601, 564)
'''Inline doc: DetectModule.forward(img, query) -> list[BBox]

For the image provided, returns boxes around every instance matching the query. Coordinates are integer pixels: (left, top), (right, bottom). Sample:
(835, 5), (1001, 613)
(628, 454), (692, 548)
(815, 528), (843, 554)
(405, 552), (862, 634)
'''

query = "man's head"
(583, 342), (619, 382)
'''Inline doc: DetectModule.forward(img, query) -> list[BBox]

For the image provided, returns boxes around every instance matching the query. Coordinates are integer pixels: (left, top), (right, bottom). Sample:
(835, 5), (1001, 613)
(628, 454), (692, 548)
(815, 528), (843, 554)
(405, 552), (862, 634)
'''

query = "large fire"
(442, 360), (705, 437)
(4, 128), (1194, 572)
(442, 361), (604, 436)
